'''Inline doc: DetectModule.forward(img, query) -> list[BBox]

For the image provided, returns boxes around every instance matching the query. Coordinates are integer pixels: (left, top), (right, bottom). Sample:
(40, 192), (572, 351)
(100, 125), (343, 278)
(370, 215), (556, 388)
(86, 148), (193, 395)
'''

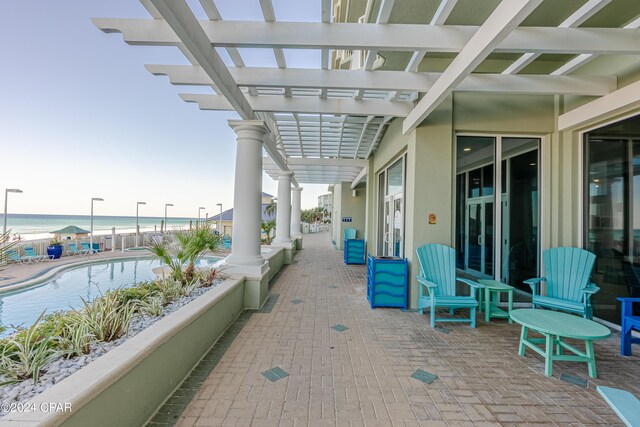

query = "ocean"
(0, 213), (198, 241)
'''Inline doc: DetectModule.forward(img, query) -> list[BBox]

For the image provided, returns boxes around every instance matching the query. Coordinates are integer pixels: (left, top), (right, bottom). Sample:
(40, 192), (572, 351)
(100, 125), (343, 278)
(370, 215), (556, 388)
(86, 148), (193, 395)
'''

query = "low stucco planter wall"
(2, 278), (245, 427)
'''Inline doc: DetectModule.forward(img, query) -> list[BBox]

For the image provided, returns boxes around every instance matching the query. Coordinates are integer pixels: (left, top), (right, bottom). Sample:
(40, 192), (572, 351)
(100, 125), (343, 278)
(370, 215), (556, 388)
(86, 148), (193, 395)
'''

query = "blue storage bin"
(367, 255), (408, 309)
(344, 238), (365, 264)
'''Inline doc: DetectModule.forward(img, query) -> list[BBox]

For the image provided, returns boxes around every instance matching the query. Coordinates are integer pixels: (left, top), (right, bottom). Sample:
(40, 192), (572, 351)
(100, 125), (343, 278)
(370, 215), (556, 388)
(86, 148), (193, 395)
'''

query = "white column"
(274, 171), (293, 244)
(291, 187), (303, 239)
(225, 120), (268, 271)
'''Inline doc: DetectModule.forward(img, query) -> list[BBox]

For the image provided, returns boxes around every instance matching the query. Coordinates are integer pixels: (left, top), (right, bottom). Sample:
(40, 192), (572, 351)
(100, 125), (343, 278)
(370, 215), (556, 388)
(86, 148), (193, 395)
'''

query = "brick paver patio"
(174, 233), (639, 426)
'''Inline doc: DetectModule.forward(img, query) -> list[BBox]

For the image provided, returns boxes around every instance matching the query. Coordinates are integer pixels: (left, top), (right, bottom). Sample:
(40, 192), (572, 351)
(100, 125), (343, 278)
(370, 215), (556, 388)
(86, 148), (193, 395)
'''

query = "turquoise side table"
(477, 279), (514, 323)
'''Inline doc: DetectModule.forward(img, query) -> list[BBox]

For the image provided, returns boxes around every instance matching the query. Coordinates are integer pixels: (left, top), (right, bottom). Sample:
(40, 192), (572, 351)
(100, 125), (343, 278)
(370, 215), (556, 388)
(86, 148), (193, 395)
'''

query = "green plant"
(75, 291), (135, 342)
(0, 311), (62, 385)
(56, 321), (94, 358)
(116, 285), (154, 305)
(261, 220), (276, 245)
(138, 297), (164, 317)
(197, 268), (223, 287)
(48, 239), (63, 247)
(265, 199), (277, 218)
(0, 230), (20, 268)
(149, 223), (221, 285)
(301, 207), (327, 224)
(181, 280), (201, 297)
(154, 279), (183, 304)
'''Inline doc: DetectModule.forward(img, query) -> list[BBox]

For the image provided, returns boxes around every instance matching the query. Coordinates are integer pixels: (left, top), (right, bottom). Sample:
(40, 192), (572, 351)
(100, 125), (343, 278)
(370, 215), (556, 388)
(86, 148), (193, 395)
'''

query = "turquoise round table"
(510, 309), (611, 378)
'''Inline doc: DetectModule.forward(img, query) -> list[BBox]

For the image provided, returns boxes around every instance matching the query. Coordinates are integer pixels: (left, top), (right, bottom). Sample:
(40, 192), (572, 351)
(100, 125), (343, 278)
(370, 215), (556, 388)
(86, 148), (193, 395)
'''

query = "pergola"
(94, 0), (640, 275)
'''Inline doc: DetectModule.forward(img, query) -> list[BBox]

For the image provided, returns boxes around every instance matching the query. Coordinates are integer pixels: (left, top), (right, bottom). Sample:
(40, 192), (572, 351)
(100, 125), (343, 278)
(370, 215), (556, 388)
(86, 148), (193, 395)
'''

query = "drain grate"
(256, 294), (279, 313)
(291, 299), (304, 304)
(331, 324), (349, 332)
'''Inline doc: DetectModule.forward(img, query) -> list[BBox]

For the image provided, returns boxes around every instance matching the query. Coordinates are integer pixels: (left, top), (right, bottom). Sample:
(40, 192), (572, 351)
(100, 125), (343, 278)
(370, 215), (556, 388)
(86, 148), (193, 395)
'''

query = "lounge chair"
(80, 242), (98, 254)
(6, 249), (26, 264)
(67, 243), (82, 256)
(23, 246), (50, 262)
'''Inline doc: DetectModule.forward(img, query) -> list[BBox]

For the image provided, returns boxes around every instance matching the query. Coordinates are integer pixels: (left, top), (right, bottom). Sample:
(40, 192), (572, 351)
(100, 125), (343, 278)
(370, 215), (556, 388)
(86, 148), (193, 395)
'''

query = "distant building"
(209, 192), (276, 237)
(50, 225), (91, 240)
(317, 193), (332, 221)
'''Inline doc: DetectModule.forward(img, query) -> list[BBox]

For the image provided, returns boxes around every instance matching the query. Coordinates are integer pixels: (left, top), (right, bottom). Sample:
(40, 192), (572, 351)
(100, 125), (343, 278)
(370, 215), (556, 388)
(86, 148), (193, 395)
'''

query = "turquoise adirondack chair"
(344, 228), (357, 239)
(524, 247), (599, 319)
(416, 244), (484, 328)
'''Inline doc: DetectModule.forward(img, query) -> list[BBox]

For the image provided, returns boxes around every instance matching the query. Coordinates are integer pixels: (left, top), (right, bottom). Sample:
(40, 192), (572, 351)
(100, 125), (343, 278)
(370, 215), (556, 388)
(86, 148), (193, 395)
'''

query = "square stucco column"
(291, 187), (303, 239)
(224, 120), (269, 278)
(274, 171), (294, 244)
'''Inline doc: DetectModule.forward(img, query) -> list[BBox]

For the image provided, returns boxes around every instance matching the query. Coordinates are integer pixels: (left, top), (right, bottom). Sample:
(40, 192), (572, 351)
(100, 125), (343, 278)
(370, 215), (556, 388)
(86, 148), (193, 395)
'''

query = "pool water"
(0, 257), (220, 333)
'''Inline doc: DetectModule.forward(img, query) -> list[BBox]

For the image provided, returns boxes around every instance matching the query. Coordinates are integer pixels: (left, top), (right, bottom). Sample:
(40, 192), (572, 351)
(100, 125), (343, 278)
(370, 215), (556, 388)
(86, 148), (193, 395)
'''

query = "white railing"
(1, 231), (175, 262)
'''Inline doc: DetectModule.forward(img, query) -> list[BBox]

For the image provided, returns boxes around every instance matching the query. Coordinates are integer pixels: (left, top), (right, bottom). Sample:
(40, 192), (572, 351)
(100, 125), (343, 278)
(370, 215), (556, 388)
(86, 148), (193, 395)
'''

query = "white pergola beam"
(354, 116), (375, 159)
(365, 116), (393, 159)
(503, 0), (610, 75)
(351, 167), (368, 189)
(145, 0), (253, 120)
(558, 80), (640, 131)
(561, 0), (611, 27)
(180, 93), (413, 117)
(93, 19), (640, 55)
(552, 13), (640, 76)
(403, 0), (543, 134)
(145, 65), (615, 96)
(147, 0), (292, 176)
(432, 0), (458, 25)
(271, 157), (367, 168)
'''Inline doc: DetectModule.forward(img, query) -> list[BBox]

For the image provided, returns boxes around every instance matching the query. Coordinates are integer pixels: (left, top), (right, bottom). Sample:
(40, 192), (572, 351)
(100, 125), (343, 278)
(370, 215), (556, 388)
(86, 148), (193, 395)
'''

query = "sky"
(0, 1), (330, 219)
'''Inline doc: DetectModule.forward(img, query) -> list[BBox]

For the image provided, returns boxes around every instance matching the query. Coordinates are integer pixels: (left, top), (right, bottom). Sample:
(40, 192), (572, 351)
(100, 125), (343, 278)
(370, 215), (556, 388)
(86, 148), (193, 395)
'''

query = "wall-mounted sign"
(342, 217), (353, 223)
(428, 213), (437, 225)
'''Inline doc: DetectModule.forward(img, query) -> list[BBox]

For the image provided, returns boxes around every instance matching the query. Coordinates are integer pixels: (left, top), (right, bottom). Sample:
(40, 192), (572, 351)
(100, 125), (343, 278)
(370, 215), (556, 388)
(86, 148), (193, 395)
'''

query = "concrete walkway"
(176, 233), (638, 426)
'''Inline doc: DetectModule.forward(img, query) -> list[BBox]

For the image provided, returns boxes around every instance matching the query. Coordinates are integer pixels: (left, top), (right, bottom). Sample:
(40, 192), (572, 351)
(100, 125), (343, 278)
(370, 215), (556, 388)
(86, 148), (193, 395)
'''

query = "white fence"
(1, 231), (173, 264)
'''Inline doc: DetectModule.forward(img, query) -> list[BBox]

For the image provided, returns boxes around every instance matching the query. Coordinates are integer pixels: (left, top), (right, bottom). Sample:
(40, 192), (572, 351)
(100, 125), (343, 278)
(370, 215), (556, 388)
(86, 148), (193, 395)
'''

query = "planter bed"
(0, 277), (246, 426)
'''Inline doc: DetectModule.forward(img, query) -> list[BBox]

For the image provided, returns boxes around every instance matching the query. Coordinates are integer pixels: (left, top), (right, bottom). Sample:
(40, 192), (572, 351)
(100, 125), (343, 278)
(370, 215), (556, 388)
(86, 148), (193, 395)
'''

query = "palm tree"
(148, 223), (221, 285)
(261, 220), (276, 245)
(265, 199), (277, 219)
(0, 230), (19, 268)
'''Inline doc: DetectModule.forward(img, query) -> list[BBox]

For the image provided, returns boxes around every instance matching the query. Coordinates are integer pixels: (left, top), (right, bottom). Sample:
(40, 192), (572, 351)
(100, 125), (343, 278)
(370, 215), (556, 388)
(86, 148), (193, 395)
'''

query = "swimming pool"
(0, 257), (221, 333)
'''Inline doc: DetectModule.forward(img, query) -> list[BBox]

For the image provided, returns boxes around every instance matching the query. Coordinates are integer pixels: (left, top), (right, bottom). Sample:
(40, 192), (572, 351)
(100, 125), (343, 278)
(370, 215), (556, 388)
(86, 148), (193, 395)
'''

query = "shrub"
(75, 291), (135, 342)
(153, 279), (183, 305)
(0, 312), (62, 385)
(137, 297), (164, 317)
(56, 320), (94, 359)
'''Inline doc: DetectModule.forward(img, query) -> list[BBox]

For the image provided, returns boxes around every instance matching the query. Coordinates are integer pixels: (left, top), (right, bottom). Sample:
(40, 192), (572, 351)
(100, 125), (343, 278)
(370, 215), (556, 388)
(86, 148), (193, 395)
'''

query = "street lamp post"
(90, 197), (104, 257)
(216, 203), (223, 235)
(136, 201), (146, 247)
(3, 189), (23, 236)
(164, 203), (174, 233)
(198, 207), (205, 226)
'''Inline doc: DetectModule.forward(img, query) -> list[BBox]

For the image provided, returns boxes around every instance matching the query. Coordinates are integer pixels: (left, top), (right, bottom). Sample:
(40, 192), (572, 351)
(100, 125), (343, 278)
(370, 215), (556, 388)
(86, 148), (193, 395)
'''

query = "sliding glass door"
(377, 157), (405, 257)
(585, 114), (640, 322)
(456, 136), (540, 290)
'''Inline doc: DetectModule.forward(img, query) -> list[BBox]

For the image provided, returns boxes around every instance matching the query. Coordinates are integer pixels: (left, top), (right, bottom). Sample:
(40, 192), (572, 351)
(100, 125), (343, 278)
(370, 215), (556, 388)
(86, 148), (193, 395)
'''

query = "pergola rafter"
(94, 19), (640, 55)
(95, 0), (638, 184)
